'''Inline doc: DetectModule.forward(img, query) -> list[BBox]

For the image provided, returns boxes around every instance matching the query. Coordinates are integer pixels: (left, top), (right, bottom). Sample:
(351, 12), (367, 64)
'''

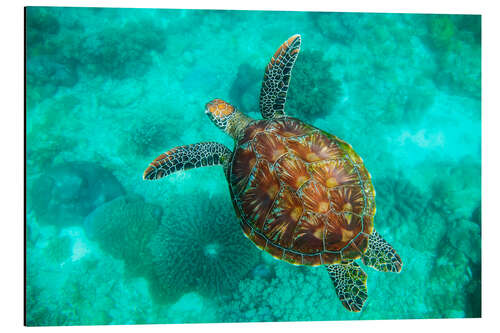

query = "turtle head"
(205, 98), (252, 140)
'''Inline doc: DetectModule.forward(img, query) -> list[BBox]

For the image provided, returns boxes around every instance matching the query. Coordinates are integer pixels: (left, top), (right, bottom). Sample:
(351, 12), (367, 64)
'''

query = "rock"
(28, 161), (125, 228)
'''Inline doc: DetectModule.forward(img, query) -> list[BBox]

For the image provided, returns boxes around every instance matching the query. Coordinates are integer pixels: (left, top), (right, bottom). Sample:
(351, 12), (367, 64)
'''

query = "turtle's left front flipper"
(327, 261), (368, 312)
(361, 230), (403, 273)
(143, 142), (232, 180)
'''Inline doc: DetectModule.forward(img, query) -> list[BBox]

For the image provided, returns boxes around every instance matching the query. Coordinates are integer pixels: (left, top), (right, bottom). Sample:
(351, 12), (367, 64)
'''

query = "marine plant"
(148, 191), (261, 303)
(84, 195), (162, 277)
(286, 50), (342, 119)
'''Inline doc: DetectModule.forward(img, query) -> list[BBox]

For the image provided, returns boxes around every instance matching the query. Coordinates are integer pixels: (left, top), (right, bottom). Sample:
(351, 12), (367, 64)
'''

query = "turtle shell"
(228, 117), (376, 266)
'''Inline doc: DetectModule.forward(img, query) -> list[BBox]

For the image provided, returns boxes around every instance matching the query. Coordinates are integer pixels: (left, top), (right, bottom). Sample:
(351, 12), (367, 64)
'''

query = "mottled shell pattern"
(228, 117), (376, 266)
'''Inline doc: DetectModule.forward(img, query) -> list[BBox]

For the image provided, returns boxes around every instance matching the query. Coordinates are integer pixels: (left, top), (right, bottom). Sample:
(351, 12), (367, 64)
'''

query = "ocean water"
(25, 7), (481, 325)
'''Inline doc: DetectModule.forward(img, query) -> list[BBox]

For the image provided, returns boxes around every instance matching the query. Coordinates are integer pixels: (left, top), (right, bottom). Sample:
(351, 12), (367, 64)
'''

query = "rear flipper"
(327, 261), (368, 312)
(361, 230), (403, 273)
(143, 142), (232, 180)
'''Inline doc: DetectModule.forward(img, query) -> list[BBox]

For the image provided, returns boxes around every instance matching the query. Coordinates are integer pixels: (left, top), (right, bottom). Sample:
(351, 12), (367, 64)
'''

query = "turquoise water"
(25, 7), (481, 325)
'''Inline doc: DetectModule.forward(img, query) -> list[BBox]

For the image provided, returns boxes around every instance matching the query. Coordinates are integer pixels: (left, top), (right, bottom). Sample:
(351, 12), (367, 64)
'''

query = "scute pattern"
(230, 117), (375, 266)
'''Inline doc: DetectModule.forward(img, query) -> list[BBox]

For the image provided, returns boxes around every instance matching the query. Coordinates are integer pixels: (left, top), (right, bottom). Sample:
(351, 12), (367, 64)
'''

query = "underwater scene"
(25, 7), (481, 325)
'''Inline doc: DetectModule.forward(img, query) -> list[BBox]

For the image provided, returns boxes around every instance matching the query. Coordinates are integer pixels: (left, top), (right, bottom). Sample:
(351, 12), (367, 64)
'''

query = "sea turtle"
(143, 34), (402, 312)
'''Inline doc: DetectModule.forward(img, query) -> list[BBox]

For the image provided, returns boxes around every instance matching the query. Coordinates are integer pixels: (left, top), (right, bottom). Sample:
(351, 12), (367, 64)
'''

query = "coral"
(447, 219), (481, 265)
(148, 191), (261, 303)
(26, 215), (164, 326)
(381, 77), (436, 124)
(430, 157), (481, 220)
(309, 12), (362, 45)
(126, 116), (169, 157)
(373, 175), (450, 253)
(26, 93), (84, 173)
(26, 7), (61, 57)
(426, 15), (457, 52)
(84, 195), (162, 277)
(42, 234), (73, 265)
(165, 292), (217, 324)
(216, 262), (342, 322)
(80, 19), (167, 79)
(97, 78), (145, 109)
(424, 15), (481, 99)
(427, 236), (477, 318)
(374, 174), (428, 228)
(26, 55), (79, 107)
(28, 161), (125, 228)
(26, 8), (80, 106)
(286, 50), (343, 119)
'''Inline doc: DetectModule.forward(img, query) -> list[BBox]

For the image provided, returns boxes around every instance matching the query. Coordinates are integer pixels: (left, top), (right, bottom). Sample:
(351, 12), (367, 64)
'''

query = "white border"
(2, 1), (499, 332)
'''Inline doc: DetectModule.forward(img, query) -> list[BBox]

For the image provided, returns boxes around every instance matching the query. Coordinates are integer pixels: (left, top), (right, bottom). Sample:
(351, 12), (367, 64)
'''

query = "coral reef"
(26, 7), (81, 107)
(26, 55), (79, 107)
(381, 77), (436, 124)
(217, 262), (341, 322)
(84, 195), (163, 277)
(42, 233), (73, 265)
(26, 7), (61, 57)
(28, 161), (125, 228)
(125, 116), (170, 158)
(286, 50), (342, 119)
(165, 292), (217, 324)
(427, 234), (479, 318)
(80, 19), (167, 79)
(309, 12), (362, 45)
(430, 157), (481, 220)
(424, 15), (481, 99)
(26, 217), (166, 326)
(148, 191), (261, 303)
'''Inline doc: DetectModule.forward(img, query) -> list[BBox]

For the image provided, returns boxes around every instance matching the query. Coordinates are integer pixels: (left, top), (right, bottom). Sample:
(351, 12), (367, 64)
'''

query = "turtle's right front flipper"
(143, 142), (232, 180)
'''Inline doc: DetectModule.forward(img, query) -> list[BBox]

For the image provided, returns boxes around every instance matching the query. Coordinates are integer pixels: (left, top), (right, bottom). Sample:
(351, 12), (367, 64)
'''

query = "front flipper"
(327, 261), (368, 312)
(361, 230), (403, 273)
(259, 34), (301, 119)
(143, 142), (232, 180)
